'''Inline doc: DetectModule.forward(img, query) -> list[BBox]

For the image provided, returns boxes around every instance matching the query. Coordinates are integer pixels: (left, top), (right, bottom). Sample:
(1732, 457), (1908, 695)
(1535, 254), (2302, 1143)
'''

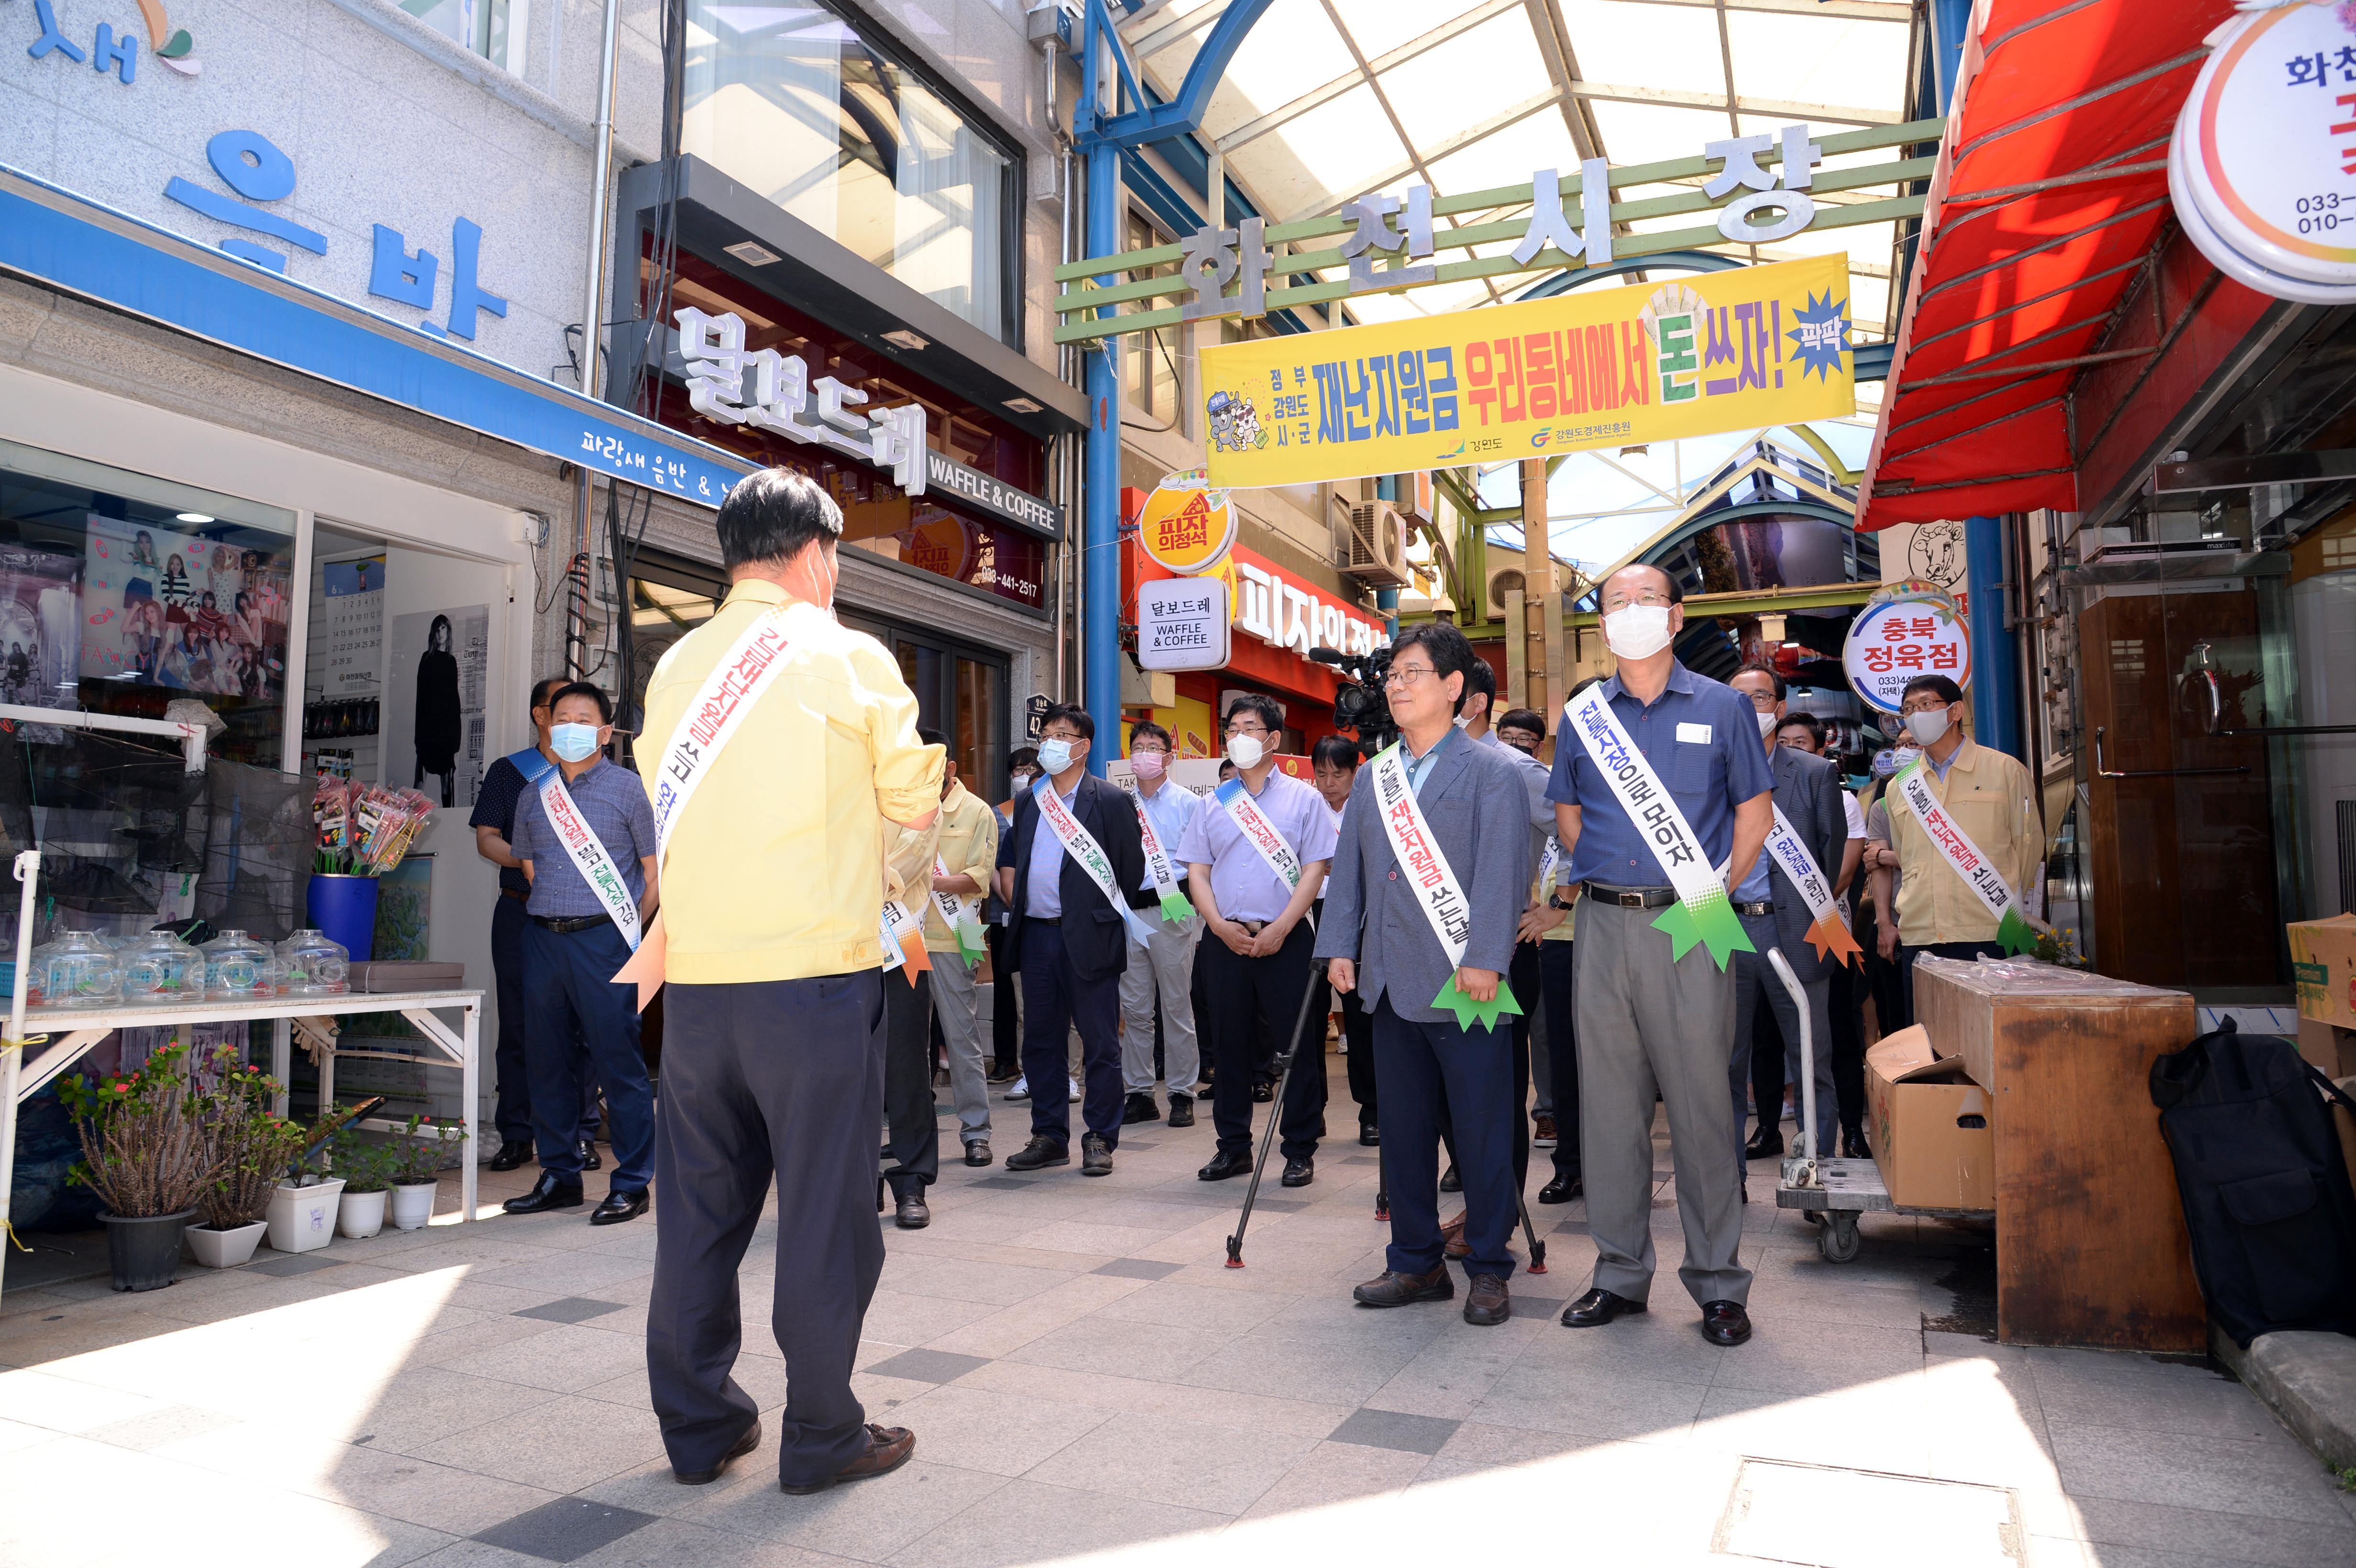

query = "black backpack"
(2150, 1019), (2356, 1347)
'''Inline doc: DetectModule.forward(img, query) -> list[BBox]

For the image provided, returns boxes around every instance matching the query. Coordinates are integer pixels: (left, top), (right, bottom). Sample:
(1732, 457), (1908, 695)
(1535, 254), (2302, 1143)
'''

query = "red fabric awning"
(1857, 0), (2240, 530)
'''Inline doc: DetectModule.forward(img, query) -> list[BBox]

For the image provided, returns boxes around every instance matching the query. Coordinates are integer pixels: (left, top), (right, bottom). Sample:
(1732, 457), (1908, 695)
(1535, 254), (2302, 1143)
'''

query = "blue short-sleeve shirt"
(510, 757), (658, 919)
(1546, 662), (1776, 887)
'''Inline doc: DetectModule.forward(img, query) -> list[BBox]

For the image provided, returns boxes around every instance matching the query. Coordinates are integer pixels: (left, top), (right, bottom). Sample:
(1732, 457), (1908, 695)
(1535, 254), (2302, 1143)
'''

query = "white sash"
(1762, 805), (1862, 965)
(931, 854), (987, 965)
(1123, 786), (1194, 926)
(1365, 743), (1472, 967)
(1033, 777), (1158, 943)
(515, 752), (641, 951)
(1890, 759), (2038, 953)
(1536, 834), (1563, 902)
(1214, 776), (1304, 893)
(1562, 684), (1752, 967)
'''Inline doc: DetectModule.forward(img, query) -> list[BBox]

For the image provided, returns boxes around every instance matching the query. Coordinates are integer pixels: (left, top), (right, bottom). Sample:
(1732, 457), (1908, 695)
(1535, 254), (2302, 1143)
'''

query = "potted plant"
(264, 1098), (376, 1255)
(385, 1112), (465, 1230)
(56, 1043), (224, 1291)
(186, 1048), (306, 1268)
(332, 1133), (394, 1239)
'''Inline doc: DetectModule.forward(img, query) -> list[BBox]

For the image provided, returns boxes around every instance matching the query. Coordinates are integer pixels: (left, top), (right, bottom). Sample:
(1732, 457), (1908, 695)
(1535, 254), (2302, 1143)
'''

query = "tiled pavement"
(5, 1058), (2354, 1568)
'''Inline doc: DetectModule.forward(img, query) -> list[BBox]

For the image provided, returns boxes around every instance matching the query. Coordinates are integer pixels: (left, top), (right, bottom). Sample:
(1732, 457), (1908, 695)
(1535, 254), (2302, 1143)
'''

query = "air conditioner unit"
(1344, 501), (1411, 587)
(1486, 561), (1564, 617)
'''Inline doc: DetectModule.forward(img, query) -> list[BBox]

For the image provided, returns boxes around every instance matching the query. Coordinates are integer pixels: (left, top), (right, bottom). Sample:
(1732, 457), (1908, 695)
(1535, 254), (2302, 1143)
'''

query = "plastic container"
(337, 1187), (387, 1240)
(40, 931), (122, 1009)
(265, 1177), (344, 1253)
(119, 929), (203, 1006)
(274, 928), (350, 996)
(199, 929), (275, 1002)
(306, 874), (379, 964)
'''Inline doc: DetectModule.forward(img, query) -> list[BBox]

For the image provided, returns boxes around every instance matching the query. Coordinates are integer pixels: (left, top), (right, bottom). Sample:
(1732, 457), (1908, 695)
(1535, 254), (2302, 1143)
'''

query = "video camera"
(1309, 643), (1396, 760)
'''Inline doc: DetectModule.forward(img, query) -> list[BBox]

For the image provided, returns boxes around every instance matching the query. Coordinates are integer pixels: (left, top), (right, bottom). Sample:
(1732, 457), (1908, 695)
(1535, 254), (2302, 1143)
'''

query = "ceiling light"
(1003, 397), (1042, 415)
(723, 240), (779, 266)
(882, 329), (929, 352)
(175, 512), (215, 523)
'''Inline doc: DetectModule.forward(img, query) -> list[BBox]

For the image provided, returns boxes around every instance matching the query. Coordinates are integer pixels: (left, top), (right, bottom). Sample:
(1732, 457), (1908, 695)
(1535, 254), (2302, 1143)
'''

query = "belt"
(533, 912), (613, 934)
(1733, 900), (1776, 917)
(501, 887), (528, 903)
(1027, 915), (1060, 925)
(1581, 882), (1677, 909)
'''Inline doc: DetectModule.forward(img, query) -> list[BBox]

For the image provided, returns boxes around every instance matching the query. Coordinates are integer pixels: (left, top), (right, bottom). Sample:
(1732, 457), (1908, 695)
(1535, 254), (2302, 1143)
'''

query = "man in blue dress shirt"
(1546, 565), (1773, 1347)
(1118, 720), (1203, 1127)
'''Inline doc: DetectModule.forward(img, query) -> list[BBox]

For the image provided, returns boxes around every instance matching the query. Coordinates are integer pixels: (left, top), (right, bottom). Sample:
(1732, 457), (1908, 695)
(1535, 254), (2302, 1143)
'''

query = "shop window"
(397, 0), (530, 76)
(680, 0), (1019, 341)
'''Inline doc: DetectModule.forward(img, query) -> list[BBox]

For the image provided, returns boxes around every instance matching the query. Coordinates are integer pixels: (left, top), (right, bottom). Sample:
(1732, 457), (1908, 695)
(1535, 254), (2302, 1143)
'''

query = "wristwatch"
(1548, 891), (1576, 911)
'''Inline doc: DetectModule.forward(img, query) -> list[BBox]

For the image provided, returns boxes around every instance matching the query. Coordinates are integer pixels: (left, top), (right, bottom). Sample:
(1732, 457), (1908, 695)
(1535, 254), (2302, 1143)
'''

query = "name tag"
(1676, 722), (1712, 744)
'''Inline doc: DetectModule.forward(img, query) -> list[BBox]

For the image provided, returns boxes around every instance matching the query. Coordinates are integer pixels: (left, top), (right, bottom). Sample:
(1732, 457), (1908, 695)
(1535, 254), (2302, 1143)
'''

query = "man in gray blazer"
(1726, 664), (1849, 1182)
(1317, 622), (1531, 1326)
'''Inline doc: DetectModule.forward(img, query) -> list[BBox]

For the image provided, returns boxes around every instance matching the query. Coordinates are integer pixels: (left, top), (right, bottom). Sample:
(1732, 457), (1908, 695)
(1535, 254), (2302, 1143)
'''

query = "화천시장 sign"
(1197, 254), (1854, 489)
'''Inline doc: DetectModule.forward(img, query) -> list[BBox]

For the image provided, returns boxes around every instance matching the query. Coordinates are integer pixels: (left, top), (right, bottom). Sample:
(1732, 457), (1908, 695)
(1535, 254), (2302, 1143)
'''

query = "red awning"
(1858, 0), (2239, 530)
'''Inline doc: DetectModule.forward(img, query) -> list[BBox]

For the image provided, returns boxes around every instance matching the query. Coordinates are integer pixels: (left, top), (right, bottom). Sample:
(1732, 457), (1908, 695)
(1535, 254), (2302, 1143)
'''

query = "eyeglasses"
(1740, 691), (1778, 711)
(1222, 722), (1269, 738)
(1600, 591), (1673, 612)
(1383, 664), (1438, 688)
(1899, 699), (1952, 716)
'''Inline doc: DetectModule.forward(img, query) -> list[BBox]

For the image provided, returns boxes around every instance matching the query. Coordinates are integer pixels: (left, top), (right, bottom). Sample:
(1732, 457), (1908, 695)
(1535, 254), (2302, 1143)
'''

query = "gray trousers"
(1118, 917), (1201, 1097)
(1728, 910), (1836, 1181)
(928, 954), (992, 1145)
(1574, 897), (1752, 1308)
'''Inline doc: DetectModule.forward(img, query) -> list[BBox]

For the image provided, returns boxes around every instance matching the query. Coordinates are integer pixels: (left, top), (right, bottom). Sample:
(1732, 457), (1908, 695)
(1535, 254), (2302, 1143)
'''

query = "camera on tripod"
(1309, 643), (1397, 759)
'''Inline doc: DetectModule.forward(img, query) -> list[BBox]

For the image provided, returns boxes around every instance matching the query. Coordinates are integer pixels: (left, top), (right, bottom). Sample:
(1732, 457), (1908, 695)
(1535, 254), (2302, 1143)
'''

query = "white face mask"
(1130, 749), (1165, 779)
(1906, 707), (1952, 746)
(1010, 768), (1038, 792)
(1226, 732), (1265, 770)
(1756, 709), (1778, 738)
(1602, 604), (1675, 661)
(1036, 738), (1079, 776)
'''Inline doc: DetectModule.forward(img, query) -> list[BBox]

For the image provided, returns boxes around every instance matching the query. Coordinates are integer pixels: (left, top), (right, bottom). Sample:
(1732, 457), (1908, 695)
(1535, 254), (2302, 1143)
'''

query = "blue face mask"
(551, 722), (602, 763)
(1036, 738), (1077, 775)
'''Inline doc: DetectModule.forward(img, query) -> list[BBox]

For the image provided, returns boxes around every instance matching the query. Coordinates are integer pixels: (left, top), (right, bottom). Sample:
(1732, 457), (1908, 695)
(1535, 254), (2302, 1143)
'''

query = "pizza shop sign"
(1232, 552), (1388, 663)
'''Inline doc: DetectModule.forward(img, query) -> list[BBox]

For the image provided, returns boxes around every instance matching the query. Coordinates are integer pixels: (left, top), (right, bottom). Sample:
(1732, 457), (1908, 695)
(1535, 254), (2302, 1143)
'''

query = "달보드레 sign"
(1135, 575), (1232, 672)
(1843, 585), (1969, 717)
(1134, 473), (1238, 575)
(1196, 253), (1854, 488)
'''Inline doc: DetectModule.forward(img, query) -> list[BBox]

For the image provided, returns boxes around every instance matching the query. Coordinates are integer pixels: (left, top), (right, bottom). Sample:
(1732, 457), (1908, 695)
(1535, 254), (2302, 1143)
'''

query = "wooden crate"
(1914, 958), (2205, 1352)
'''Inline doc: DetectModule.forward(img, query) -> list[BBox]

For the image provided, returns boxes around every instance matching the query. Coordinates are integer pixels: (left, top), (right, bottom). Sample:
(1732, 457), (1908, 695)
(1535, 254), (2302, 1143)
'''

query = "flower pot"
(306, 873), (379, 963)
(99, 1208), (196, 1291)
(266, 1177), (346, 1254)
(337, 1187), (389, 1240)
(387, 1181), (438, 1230)
(184, 1219), (267, 1269)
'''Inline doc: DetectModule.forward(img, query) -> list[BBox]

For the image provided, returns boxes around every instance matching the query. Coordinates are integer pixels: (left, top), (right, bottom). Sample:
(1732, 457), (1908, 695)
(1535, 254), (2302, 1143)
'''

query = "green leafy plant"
(328, 1131), (396, 1194)
(384, 1112), (466, 1186)
(55, 1043), (225, 1219)
(189, 1045), (309, 1230)
(2033, 925), (2086, 968)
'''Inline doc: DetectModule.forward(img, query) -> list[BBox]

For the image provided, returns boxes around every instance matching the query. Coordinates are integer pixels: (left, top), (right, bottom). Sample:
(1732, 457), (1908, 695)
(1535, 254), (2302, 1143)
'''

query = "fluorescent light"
(883, 329), (929, 352)
(1003, 397), (1042, 415)
(175, 512), (215, 523)
(723, 240), (780, 266)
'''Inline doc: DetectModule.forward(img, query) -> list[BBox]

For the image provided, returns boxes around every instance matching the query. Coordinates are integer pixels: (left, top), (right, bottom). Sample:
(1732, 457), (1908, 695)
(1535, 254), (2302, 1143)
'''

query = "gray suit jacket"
(1757, 743), (1849, 982)
(1314, 732), (1530, 1025)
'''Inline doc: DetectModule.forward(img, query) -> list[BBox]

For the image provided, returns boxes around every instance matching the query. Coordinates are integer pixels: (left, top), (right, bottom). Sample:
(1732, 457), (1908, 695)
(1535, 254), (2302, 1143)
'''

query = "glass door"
(842, 615), (1008, 798)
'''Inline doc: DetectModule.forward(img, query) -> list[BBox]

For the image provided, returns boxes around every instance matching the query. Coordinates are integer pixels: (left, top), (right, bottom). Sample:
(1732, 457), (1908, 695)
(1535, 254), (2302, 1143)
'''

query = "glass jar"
(275, 929), (349, 996)
(200, 929), (275, 1002)
(41, 931), (122, 1009)
(120, 929), (202, 1006)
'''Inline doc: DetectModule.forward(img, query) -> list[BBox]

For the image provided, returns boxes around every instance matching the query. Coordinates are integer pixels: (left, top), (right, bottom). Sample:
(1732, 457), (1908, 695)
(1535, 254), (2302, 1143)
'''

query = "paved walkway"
(3, 1059), (2351, 1568)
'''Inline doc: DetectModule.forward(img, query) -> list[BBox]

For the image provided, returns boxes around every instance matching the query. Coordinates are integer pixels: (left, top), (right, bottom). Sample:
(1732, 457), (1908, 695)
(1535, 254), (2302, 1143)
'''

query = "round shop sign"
(1843, 594), (1969, 717)
(897, 512), (975, 581)
(1134, 473), (1237, 576)
(2179, 1), (2356, 289)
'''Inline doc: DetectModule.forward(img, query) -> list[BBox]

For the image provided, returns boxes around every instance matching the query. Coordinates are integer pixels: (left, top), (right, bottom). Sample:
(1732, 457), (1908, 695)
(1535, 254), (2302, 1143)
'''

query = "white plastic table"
(0, 988), (483, 1301)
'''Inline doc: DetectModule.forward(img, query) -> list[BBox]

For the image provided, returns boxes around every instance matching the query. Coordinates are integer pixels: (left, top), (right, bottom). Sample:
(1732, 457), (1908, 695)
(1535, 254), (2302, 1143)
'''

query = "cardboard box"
(2299, 1015), (2356, 1079)
(1866, 1024), (1996, 1211)
(2290, 913), (2356, 1028)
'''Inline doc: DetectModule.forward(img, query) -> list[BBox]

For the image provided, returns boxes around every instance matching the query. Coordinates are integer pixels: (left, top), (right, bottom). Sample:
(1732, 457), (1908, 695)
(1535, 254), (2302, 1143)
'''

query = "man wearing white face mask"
(1865, 674), (2040, 1026)
(1117, 721), (1202, 1128)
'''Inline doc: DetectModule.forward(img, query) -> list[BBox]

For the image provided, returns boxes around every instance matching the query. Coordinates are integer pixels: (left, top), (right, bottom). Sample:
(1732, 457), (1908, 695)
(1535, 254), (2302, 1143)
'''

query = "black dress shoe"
(1439, 1162), (1461, 1194)
(674, 1416), (760, 1486)
(487, 1140), (533, 1172)
(1561, 1287), (1647, 1328)
(894, 1192), (930, 1229)
(1353, 1264), (1452, 1307)
(1251, 1080), (1274, 1102)
(1700, 1299), (1753, 1346)
(963, 1140), (993, 1167)
(1538, 1173), (1582, 1204)
(1166, 1093), (1195, 1128)
(1279, 1156), (1313, 1187)
(1122, 1092), (1159, 1126)
(1358, 1122), (1379, 1147)
(1080, 1133), (1114, 1176)
(590, 1187), (648, 1225)
(1197, 1148), (1252, 1181)
(1840, 1125), (1871, 1160)
(1744, 1128), (1784, 1160)
(1463, 1272), (1510, 1326)
(579, 1139), (603, 1172)
(503, 1172), (585, 1215)
(1004, 1135), (1069, 1171)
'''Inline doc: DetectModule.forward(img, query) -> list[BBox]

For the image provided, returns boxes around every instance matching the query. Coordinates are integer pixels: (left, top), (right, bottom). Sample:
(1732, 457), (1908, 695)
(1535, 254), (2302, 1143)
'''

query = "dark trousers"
(882, 967), (940, 1198)
(987, 923), (1019, 1076)
(1897, 941), (2007, 1022)
(491, 893), (598, 1145)
(647, 973), (884, 1490)
(1374, 996), (1517, 1279)
(1828, 957), (1867, 1133)
(1341, 983), (1375, 1128)
(1200, 923), (1325, 1161)
(521, 919), (654, 1189)
(1540, 940), (1581, 1179)
(1017, 919), (1123, 1151)
(1860, 898), (1908, 1032)
(1436, 942), (1537, 1191)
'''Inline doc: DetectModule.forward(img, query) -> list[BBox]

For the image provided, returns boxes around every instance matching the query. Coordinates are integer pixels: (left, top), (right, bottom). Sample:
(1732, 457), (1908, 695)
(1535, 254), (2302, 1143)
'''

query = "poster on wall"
(319, 556), (385, 697)
(82, 518), (284, 699)
(0, 546), (81, 720)
(384, 606), (489, 808)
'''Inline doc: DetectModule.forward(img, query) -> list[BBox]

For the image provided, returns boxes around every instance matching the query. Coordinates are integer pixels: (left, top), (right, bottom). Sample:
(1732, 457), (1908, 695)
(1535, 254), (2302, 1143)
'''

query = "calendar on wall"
(320, 555), (385, 696)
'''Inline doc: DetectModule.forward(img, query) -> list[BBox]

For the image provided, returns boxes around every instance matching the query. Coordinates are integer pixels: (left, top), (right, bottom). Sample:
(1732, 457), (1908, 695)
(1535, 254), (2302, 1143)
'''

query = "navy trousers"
(1017, 919), (1123, 1151)
(1540, 939), (1581, 1180)
(491, 893), (599, 1145)
(1200, 923), (1326, 1162)
(520, 919), (654, 1190)
(647, 973), (885, 1490)
(1373, 995), (1517, 1279)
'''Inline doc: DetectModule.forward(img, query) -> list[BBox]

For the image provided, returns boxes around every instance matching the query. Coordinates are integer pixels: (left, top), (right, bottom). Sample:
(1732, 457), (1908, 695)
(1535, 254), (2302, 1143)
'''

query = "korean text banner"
(1198, 254), (1855, 489)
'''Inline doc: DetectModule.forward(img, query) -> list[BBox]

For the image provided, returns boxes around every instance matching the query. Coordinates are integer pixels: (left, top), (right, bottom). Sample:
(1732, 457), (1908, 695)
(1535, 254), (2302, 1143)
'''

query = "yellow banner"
(1200, 255), (1855, 489)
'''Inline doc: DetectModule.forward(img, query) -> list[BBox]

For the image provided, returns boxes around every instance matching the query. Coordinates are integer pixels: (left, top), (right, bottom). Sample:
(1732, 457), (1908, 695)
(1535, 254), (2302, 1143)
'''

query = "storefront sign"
(923, 450), (1061, 541)
(21, 0), (202, 83)
(1232, 550), (1387, 661)
(676, 306), (927, 490)
(1135, 576), (1231, 672)
(1135, 474), (1237, 575)
(1843, 588), (1969, 716)
(1199, 254), (1854, 487)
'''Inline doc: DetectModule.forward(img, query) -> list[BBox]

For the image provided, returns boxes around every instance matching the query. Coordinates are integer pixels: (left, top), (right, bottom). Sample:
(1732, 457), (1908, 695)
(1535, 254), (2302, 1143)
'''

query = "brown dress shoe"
(778, 1424), (915, 1494)
(1352, 1264), (1453, 1307)
(1440, 1210), (1471, 1260)
(1463, 1272), (1510, 1326)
